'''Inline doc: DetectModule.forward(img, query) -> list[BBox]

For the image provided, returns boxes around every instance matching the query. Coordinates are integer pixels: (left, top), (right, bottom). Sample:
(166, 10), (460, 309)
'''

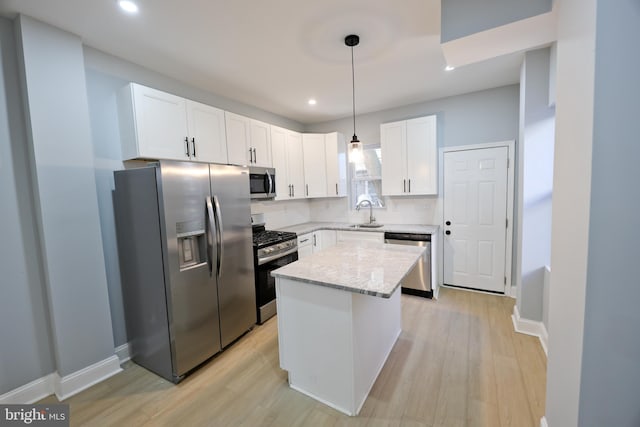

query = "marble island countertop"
(271, 242), (425, 298)
(276, 221), (439, 236)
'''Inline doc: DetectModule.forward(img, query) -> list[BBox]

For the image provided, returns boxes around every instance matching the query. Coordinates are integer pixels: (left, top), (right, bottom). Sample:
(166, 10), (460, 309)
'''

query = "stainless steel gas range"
(252, 224), (298, 324)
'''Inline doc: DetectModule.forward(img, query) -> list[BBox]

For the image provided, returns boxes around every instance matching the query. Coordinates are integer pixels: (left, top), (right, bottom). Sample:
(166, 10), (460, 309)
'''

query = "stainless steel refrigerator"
(114, 161), (256, 383)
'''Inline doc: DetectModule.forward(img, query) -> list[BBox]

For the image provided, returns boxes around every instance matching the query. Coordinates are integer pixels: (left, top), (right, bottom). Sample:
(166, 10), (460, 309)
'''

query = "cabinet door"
(302, 134), (328, 198)
(251, 119), (272, 167)
(131, 84), (189, 160)
(225, 112), (251, 166)
(381, 121), (407, 196)
(324, 133), (347, 197)
(186, 100), (227, 164)
(318, 230), (337, 250)
(287, 131), (306, 199)
(406, 115), (437, 195)
(271, 125), (290, 200)
(297, 233), (313, 259)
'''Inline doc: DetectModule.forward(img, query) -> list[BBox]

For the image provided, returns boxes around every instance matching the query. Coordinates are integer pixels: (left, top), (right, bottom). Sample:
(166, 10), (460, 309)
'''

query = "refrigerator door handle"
(212, 195), (224, 278)
(205, 196), (216, 277)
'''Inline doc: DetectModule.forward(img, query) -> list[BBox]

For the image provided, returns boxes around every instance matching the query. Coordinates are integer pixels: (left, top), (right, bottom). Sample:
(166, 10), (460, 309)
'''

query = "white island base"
(276, 277), (401, 416)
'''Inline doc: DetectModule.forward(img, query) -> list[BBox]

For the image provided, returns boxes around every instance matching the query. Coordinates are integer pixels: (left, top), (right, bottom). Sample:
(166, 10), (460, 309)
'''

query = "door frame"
(439, 140), (515, 296)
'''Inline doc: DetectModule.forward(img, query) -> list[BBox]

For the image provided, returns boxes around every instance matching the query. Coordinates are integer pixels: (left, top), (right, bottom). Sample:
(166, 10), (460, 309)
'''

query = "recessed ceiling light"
(308, 99), (317, 106)
(445, 65), (455, 71)
(118, 0), (139, 14)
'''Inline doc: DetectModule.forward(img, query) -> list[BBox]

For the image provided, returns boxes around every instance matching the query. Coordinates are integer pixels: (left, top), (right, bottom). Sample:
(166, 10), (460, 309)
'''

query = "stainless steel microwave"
(249, 167), (276, 199)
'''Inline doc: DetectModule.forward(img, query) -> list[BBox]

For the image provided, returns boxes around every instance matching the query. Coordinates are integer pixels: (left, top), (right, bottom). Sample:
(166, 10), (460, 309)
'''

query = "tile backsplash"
(252, 196), (441, 229)
(250, 199), (311, 229)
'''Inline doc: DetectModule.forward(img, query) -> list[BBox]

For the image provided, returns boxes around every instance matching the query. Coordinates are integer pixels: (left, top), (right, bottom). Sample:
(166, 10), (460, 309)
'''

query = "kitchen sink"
(349, 223), (384, 229)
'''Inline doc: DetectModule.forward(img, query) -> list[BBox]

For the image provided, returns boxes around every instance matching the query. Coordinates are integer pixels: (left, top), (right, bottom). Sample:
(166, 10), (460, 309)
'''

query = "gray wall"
(441, 0), (552, 43)
(578, 1), (640, 425)
(84, 47), (304, 132)
(83, 48), (305, 347)
(305, 85), (519, 149)
(0, 17), (54, 395)
(516, 48), (555, 322)
(15, 15), (115, 377)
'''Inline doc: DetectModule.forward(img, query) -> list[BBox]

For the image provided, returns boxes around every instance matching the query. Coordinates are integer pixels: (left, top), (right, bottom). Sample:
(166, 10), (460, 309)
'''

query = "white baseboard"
(115, 343), (131, 364)
(511, 305), (549, 357)
(0, 374), (55, 404)
(509, 285), (517, 298)
(540, 416), (548, 427)
(0, 355), (123, 404)
(54, 355), (122, 401)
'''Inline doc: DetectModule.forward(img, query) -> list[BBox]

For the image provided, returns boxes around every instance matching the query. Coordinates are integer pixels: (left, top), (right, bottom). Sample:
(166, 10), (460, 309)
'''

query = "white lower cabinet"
(297, 230), (337, 259)
(336, 230), (384, 243)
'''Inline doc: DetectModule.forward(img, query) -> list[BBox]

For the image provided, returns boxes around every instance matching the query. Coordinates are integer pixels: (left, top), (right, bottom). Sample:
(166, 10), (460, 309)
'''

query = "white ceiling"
(0, 0), (522, 124)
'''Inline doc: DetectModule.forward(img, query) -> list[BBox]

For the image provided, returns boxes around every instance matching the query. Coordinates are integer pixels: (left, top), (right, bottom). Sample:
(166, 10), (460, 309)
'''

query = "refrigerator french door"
(114, 161), (256, 383)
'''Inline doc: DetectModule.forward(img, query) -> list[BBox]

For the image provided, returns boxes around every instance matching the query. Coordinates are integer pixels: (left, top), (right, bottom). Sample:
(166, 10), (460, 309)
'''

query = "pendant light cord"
(351, 45), (357, 140)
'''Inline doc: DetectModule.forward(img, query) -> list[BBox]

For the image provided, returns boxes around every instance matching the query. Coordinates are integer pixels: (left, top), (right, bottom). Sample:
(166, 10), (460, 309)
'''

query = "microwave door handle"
(205, 197), (216, 277)
(212, 195), (223, 278)
(266, 171), (273, 196)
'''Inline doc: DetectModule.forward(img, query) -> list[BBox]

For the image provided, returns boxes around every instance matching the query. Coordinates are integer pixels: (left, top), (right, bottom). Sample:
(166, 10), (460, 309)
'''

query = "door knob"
(446, 221), (451, 226)
(445, 230), (451, 235)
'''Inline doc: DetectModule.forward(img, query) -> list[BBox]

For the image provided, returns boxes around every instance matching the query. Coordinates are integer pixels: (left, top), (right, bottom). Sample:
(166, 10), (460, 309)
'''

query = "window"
(350, 144), (384, 208)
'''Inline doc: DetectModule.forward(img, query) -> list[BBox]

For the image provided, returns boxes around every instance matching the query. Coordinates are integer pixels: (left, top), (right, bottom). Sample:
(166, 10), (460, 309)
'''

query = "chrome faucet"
(356, 199), (376, 224)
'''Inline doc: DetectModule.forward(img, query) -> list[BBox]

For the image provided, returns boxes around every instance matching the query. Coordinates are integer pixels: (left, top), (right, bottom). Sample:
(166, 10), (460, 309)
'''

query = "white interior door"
(443, 147), (508, 293)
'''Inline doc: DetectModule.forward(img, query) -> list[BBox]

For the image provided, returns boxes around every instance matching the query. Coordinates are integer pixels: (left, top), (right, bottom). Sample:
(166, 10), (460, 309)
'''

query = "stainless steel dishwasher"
(384, 232), (432, 298)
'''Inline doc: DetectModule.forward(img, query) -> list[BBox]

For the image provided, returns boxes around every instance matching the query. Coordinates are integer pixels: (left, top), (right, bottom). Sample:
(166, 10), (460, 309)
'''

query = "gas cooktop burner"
(252, 229), (297, 249)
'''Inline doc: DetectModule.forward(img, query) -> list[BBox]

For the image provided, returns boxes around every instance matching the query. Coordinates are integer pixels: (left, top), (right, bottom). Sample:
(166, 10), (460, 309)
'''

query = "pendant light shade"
(346, 34), (363, 163)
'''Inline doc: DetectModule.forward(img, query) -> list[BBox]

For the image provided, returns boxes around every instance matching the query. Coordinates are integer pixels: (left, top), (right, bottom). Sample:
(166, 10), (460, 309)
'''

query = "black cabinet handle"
(446, 220), (451, 226)
(403, 179), (406, 193)
(306, 184), (309, 196)
(336, 183), (338, 195)
(408, 179), (411, 193)
(445, 230), (451, 235)
(191, 137), (196, 157)
(185, 137), (190, 157)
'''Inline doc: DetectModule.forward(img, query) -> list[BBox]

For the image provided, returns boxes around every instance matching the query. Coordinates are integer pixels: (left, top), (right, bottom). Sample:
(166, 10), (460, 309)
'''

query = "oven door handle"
(258, 246), (298, 266)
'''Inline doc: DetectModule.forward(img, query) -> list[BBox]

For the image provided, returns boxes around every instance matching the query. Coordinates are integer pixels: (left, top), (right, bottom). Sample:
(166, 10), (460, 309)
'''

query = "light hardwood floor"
(39, 287), (546, 426)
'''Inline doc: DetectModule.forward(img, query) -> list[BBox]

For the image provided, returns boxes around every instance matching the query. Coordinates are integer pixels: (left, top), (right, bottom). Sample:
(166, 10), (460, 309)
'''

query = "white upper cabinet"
(225, 112), (272, 167)
(118, 83), (227, 163)
(250, 119), (272, 167)
(272, 125), (305, 200)
(119, 83), (190, 161)
(287, 131), (305, 199)
(185, 100), (227, 164)
(324, 132), (347, 197)
(225, 112), (252, 166)
(301, 132), (347, 199)
(302, 133), (328, 198)
(381, 115), (437, 196)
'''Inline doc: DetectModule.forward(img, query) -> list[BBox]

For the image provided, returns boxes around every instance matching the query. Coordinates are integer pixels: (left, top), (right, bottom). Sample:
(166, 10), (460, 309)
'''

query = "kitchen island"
(272, 242), (425, 416)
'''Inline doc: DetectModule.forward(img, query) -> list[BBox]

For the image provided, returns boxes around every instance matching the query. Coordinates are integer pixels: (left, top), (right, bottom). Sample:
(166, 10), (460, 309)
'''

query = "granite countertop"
(276, 221), (440, 236)
(271, 242), (425, 298)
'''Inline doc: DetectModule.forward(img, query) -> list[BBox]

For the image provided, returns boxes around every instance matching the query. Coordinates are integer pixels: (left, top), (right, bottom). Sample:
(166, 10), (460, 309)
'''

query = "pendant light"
(345, 34), (364, 163)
